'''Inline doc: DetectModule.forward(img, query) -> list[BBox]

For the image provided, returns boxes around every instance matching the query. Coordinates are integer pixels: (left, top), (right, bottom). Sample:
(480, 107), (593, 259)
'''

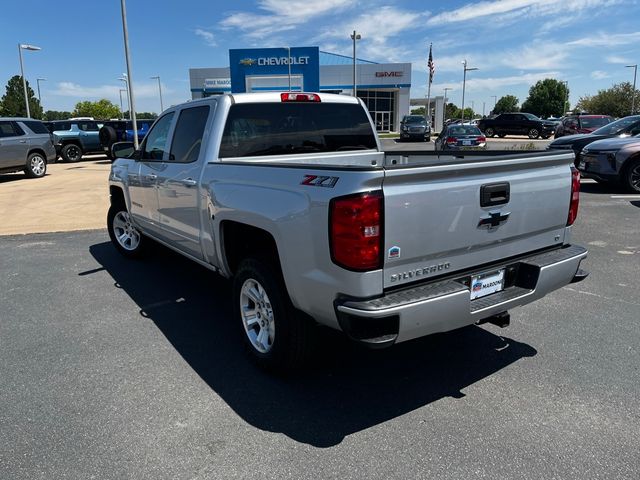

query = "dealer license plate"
(463, 140), (471, 146)
(470, 269), (505, 300)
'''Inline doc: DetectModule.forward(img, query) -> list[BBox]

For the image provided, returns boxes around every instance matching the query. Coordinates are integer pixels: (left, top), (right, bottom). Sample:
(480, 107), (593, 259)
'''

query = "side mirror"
(111, 141), (136, 159)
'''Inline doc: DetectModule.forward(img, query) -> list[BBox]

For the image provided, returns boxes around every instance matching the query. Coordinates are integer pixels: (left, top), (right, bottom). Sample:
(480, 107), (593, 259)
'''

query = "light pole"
(443, 87), (452, 127)
(626, 64), (637, 114)
(150, 75), (163, 112)
(119, 89), (127, 118)
(120, 0), (139, 148)
(118, 76), (130, 119)
(351, 30), (361, 98)
(18, 43), (41, 118)
(482, 101), (486, 117)
(491, 95), (497, 114)
(36, 78), (46, 105)
(461, 60), (478, 122)
(561, 80), (569, 115)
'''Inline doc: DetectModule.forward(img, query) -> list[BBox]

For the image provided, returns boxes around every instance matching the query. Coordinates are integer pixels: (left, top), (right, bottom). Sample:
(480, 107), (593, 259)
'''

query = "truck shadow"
(579, 181), (623, 194)
(89, 241), (537, 448)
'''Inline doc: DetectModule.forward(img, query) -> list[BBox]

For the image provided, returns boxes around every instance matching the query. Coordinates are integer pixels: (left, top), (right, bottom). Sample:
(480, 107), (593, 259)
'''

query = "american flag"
(427, 44), (435, 84)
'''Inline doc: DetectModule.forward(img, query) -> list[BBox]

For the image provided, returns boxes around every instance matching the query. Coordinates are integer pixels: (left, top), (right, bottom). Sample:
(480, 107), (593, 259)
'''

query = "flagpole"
(425, 43), (432, 129)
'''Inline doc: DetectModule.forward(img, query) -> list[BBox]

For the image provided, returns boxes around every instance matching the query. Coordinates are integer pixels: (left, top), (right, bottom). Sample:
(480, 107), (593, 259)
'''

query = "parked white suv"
(0, 118), (56, 178)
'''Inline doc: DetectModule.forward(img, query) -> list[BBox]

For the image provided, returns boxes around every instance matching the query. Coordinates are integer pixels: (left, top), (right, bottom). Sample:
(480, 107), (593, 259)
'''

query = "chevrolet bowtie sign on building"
(188, 46), (412, 132)
(229, 47), (320, 93)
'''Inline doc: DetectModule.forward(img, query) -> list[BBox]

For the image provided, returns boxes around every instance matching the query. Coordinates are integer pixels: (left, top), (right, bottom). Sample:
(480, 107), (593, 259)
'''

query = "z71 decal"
(301, 175), (339, 188)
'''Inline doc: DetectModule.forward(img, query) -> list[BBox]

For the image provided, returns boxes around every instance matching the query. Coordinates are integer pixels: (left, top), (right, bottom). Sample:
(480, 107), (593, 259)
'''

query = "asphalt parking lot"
(1, 180), (639, 479)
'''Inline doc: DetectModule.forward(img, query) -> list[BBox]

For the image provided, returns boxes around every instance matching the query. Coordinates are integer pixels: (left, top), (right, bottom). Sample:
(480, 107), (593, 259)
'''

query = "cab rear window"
(219, 102), (376, 158)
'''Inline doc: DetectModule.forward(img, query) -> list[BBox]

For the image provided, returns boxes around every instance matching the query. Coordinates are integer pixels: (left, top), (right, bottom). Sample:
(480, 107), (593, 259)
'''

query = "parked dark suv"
(99, 119), (155, 159)
(554, 114), (613, 138)
(477, 112), (556, 139)
(399, 115), (431, 142)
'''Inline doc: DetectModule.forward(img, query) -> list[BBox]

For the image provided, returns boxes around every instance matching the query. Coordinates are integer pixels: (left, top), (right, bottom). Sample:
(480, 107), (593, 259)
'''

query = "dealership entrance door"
(374, 112), (391, 132)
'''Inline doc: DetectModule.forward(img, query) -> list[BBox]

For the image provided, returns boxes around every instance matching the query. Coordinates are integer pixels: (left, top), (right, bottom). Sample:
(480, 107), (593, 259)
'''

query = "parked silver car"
(0, 118), (56, 178)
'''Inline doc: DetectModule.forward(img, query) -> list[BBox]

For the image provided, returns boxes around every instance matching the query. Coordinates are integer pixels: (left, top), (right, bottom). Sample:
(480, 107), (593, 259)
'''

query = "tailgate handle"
(480, 182), (510, 207)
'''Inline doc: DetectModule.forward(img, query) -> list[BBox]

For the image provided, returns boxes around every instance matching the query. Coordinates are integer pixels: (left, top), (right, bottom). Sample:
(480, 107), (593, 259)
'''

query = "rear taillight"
(477, 135), (486, 143)
(446, 136), (457, 144)
(567, 166), (580, 226)
(330, 191), (383, 271)
(280, 92), (321, 102)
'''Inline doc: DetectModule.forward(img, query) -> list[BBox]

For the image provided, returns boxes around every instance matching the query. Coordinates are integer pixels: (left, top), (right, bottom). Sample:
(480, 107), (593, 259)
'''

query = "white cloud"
(606, 55), (634, 64)
(311, 7), (426, 63)
(413, 44), (568, 75)
(427, 0), (622, 26)
(590, 70), (611, 80)
(195, 28), (216, 47)
(220, 0), (357, 39)
(430, 71), (560, 93)
(568, 31), (640, 47)
(52, 82), (169, 100)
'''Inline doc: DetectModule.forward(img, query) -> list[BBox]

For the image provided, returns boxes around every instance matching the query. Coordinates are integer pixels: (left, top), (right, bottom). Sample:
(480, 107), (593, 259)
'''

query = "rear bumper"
(335, 245), (588, 347)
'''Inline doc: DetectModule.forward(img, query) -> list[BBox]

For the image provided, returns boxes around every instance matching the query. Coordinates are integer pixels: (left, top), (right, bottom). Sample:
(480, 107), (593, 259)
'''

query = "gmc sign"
(375, 71), (403, 77)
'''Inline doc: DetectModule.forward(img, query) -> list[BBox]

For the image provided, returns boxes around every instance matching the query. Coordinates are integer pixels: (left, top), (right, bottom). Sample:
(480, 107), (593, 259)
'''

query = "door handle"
(146, 173), (157, 180)
(480, 182), (510, 207)
(181, 178), (197, 186)
(19, 140), (27, 143)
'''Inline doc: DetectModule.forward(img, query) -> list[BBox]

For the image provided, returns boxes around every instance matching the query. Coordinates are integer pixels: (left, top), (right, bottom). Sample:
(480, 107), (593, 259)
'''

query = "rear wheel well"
(222, 221), (280, 276)
(27, 148), (47, 161)
(61, 140), (83, 148)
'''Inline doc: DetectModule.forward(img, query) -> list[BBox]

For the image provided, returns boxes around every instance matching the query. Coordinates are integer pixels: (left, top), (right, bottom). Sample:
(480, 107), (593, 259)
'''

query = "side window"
(501, 114), (513, 121)
(78, 121), (99, 132)
(0, 121), (17, 137)
(141, 112), (174, 160)
(169, 106), (210, 163)
(22, 121), (49, 134)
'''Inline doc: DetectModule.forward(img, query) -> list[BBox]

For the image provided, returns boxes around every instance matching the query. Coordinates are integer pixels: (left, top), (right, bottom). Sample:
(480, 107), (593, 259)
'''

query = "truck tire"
(24, 152), (47, 178)
(485, 127), (495, 137)
(622, 158), (640, 193)
(528, 128), (540, 139)
(61, 143), (83, 162)
(233, 258), (313, 372)
(100, 126), (118, 159)
(107, 204), (146, 258)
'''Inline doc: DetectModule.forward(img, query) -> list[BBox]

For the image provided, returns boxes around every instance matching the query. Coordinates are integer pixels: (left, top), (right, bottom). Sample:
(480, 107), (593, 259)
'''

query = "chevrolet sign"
(240, 56), (310, 66)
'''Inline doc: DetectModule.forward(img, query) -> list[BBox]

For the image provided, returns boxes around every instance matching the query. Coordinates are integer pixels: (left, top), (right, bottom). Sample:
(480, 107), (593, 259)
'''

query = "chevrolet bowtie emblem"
(239, 58), (256, 66)
(478, 211), (510, 229)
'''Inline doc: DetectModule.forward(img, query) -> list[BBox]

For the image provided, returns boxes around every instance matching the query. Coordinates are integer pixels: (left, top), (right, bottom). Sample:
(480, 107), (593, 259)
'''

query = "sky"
(1, 0), (639, 115)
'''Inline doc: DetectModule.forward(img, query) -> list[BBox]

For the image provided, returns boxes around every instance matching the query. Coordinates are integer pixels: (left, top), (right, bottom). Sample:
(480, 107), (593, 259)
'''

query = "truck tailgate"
(381, 151), (575, 289)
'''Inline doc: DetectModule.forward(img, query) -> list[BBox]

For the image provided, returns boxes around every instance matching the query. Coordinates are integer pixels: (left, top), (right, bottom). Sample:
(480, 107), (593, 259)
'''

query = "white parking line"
(610, 195), (640, 199)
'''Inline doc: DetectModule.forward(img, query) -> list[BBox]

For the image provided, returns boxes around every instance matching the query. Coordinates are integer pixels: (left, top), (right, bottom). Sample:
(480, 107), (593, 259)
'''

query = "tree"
(120, 111), (159, 120)
(445, 103), (462, 120)
(493, 95), (519, 115)
(521, 79), (568, 118)
(576, 82), (639, 117)
(72, 99), (120, 119)
(44, 110), (72, 121)
(410, 106), (425, 115)
(0, 75), (43, 118)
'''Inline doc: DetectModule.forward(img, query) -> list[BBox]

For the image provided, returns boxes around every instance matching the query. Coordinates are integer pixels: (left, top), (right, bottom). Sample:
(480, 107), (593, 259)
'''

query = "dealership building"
(189, 46), (412, 132)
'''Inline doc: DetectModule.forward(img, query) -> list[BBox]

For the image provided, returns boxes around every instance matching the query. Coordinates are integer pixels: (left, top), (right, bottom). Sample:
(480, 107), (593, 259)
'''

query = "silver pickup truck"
(108, 92), (588, 371)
